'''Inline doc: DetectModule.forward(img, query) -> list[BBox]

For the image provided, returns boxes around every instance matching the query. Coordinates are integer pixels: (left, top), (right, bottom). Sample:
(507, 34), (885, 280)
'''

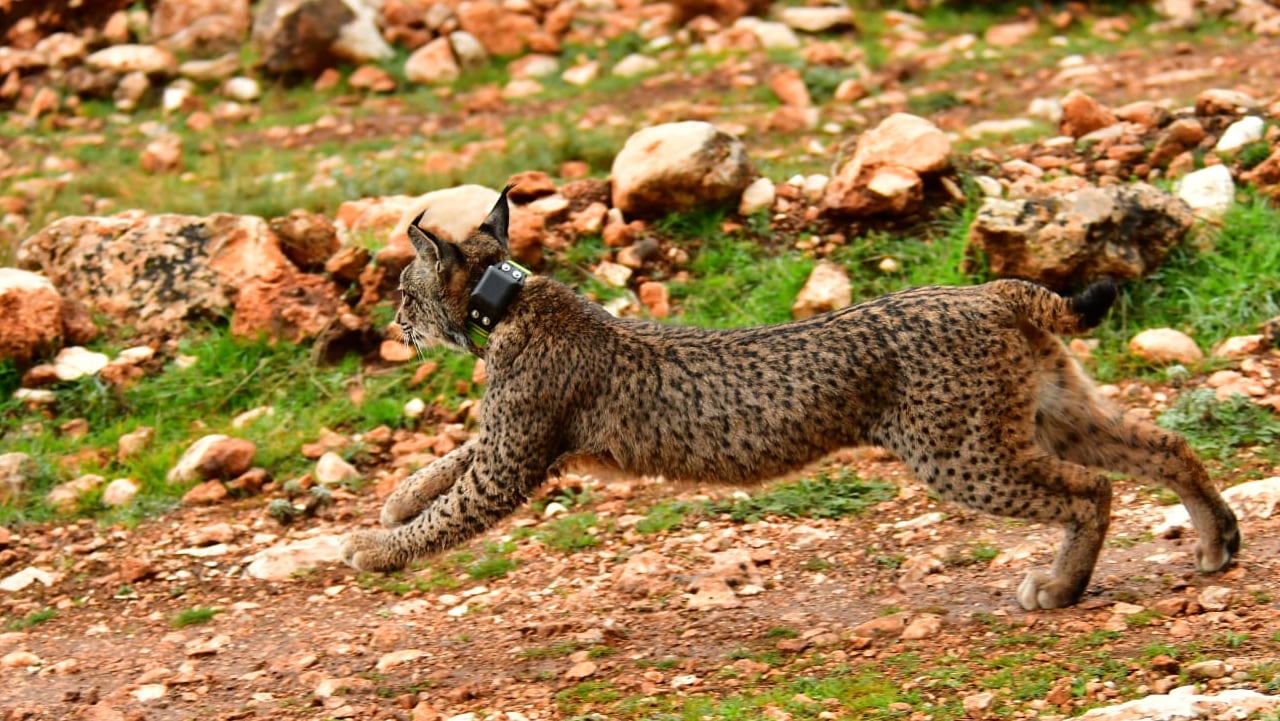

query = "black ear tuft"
(477, 184), (513, 252)
(406, 213), (463, 271)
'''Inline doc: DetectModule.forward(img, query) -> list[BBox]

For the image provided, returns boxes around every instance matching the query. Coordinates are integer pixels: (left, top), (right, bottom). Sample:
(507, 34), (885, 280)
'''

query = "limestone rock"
(778, 6), (855, 33)
(53, 346), (109, 381)
(168, 435), (257, 483)
(405, 37), (459, 85)
(449, 31), (488, 71)
(1175, 164), (1236, 219)
(613, 550), (675, 597)
(85, 44), (178, 75)
(792, 262), (851, 320)
(232, 271), (345, 343)
(456, 0), (539, 57)
(1216, 116), (1265, 153)
(1195, 88), (1260, 116)
(369, 185), (502, 278)
(252, 0), (392, 76)
(822, 113), (949, 217)
(315, 452), (359, 485)
(152, 0), (251, 56)
(966, 183), (1193, 290)
(0, 452), (33, 505)
(18, 213), (295, 336)
(610, 121), (754, 218)
(245, 534), (344, 580)
(0, 268), (64, 364)
(1129, 328), (1202, 366)
(1059, 90), (1116, 138)
(738, 177), (775, 215)
(264, 210), (337, 271)
(118, 426), (156, 462)
(47, 474), (105, 509)
(101, 478), (140, 507)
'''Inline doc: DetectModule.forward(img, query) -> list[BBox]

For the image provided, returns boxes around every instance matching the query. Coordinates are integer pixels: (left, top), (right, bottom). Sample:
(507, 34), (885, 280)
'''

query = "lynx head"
(396, 186), (512, 353)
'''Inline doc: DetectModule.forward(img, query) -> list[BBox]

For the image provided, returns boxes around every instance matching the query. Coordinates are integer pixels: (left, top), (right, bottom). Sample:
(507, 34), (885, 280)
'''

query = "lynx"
(342, 188), (1240, 610)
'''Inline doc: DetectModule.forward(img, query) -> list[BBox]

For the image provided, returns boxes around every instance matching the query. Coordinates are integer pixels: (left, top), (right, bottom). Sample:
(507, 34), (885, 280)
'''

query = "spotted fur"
(342, 191), (1240, 610)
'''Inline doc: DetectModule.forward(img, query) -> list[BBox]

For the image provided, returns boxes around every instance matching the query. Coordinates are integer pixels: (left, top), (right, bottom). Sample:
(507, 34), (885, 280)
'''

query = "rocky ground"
(4, 1), (1280, 720)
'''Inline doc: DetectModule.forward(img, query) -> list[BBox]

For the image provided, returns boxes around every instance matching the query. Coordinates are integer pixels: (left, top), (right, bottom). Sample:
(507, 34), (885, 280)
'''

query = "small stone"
(852, 612), (909, 638)
(739, 177), (776, 216)
(792, 262), (851, 320)
(376, 649), (429, 671)
(1197, 586), (1234, 611)
(564, 660), (597, 680)
(1216, 116), (1265, 153)
(1129, 328), (1203, 366)
(612, 53), (658, 77)
(962, 691), (995, 716)
(381, 339), (414, 363)
(46, 474), (105, 509)
(182, 480), (228, 506)
(185, 634), (230, 657)
(168, 435), (256, 483)
(101, 478), (140, 507)
(223, 77), (260, 102)
(0, 567), (59, 592)
(1212, 335), (1266, 359)
(593, 260), (632, 288)
(1185, 659), (1227, 679)
(315, 452), (359, 485)
(639, 281), (670, 319)
(1059, 89), (1116, 138)
(900, 614), (942, 640)
(131, 684), (166, 702)
(53, 346), (109, 381)
(1175, 164), (1235, 218)
(1, 650), (41, 668)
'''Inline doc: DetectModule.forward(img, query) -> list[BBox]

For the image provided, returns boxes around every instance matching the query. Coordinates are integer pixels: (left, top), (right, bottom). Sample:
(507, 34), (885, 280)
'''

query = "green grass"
(1091, 195), (1280, 379)
(635, 500), (702, 534)
(515, 512), (604, 553)
(170, 606), (221, 628)
(4, 607), (57, 631)
(1156, 388), (1280, 462)
(712, 469), (896, 523)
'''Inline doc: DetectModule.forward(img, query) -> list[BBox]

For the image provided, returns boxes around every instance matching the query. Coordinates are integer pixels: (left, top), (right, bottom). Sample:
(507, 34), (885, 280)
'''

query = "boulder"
(231, 272), (346, 343)
(151, 0), (251, 56)
(966, 183), (1193, 290)
(822, 113), (949, 217)
(610, 121), (755, 218)
(17, 213), (296, 335)
(251, 0), (392, 76)
(0, 268), (63, 364)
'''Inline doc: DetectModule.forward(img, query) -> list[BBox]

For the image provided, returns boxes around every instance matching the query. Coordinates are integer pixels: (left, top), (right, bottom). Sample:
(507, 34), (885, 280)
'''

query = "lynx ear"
(477, 184), (513, 253)
(407, 212), (461, 271)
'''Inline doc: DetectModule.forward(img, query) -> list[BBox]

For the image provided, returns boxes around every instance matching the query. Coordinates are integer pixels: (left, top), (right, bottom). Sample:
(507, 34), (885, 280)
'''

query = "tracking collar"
(467, 259), (532, 348)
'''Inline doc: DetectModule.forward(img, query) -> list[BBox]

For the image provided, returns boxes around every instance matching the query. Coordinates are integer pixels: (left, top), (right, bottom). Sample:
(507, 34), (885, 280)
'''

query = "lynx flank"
(342, 189), (1240, 610)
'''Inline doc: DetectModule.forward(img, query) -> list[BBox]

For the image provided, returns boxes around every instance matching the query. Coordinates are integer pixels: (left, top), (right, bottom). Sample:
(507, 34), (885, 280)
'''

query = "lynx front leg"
(343, 417), (556, 572)
(380, 441), (477, 528)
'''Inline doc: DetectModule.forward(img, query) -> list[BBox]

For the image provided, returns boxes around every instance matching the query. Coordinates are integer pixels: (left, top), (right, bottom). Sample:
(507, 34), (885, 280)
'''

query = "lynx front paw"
(380, 493), (424, 529)
(1016, 571), (1083, 611)
(341, 529), (408, 573)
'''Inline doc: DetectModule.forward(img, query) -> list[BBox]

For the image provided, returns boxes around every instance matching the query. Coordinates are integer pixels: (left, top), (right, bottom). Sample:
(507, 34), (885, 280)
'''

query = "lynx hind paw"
(1016, 571), (1081, 611)
(1195, 524), (1241, 573)
(341, 529), (408, 573)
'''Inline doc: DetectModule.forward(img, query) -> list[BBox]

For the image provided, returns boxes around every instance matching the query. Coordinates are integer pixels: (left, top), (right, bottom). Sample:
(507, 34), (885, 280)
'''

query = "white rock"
(46, 474), (104, 509)
(403, 398), (426, 419)
(778, 6), (856, 33)
(394, 185), (500, 254)
(101, 478), (140, 507)
(376, 649), (430, 671)
(562, 61), (599, 86)
(245, 535), (344, 581)
(1215, 115), (1265, 153)
(963, 118), (1038, 139)
(736, 18), (800, 49)
(1128, 328), (1202, 366)
(738, 177), (776, 215)
(85, 44), (177, 74)
(132, 684), (167, 702)
(166, 434), (229, 484)
(593, 260), (632, 288)
(53, 346), (109, 381)
(802, 174), (829, 200)
(162, 83), (192, 113)
(975, 175), (1004, 197)
(331, 0), (394, 64)
(792, 262), (851, 320)
(612, 53), (659, 77)
(448, 31), (487, 71)
(315, 452), (359, 485)
(231, 405), (274, 429)
(1027, 97), (1064, 123)
(0, 567), (60, 593)
(405, 36), (459, 85)
(1175, 164), (1235, 219)
(511, 54), (559, 79)
(223, 76), (261, 102)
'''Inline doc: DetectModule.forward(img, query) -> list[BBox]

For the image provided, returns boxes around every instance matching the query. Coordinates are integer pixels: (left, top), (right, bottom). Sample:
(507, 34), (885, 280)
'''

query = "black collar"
(467, 260), (532, 348)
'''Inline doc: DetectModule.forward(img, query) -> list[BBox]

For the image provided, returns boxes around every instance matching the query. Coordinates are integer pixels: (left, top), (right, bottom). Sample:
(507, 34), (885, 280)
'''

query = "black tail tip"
(1071, 278), (1119, 329)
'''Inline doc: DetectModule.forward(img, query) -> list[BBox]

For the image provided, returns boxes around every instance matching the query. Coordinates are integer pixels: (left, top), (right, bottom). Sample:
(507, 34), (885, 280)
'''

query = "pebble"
(376, 649), (430, 671)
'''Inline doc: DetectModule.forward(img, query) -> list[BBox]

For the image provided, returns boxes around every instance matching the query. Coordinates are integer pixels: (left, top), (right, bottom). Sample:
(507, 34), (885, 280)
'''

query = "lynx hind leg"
(381, 441), (477, 528)
(1033, 353), (1240, 572)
